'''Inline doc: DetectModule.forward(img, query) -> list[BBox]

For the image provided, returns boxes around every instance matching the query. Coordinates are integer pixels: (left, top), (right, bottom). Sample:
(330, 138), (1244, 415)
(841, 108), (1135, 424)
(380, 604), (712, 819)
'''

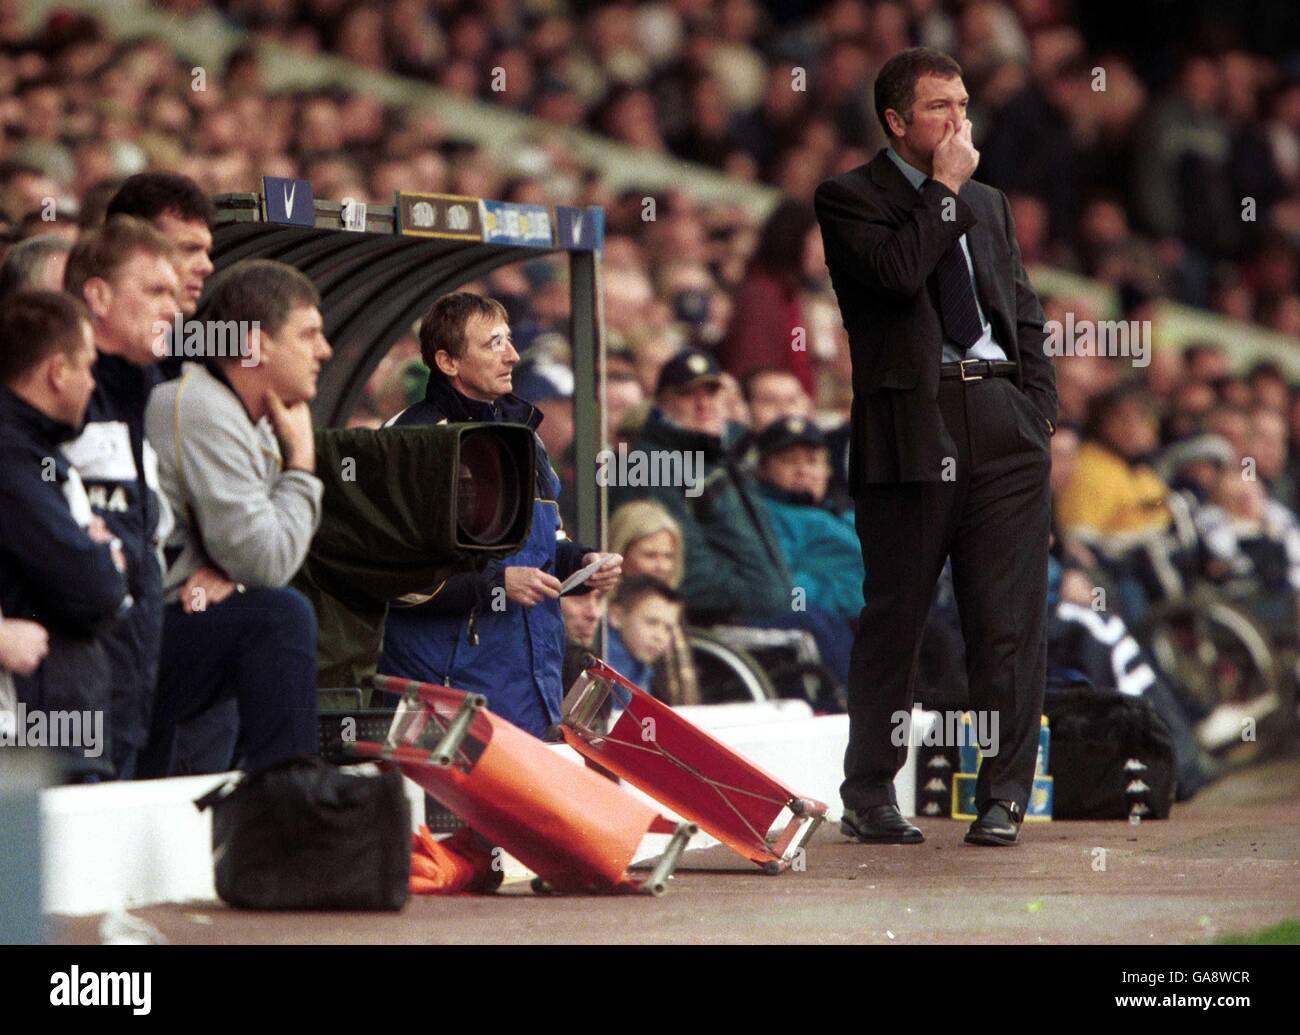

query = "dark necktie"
(934, 239), (983, 350)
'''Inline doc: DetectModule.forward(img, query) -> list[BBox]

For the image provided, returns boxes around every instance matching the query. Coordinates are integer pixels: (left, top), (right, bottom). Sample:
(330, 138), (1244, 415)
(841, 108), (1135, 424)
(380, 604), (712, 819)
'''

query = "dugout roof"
(207, 190), (606, 546)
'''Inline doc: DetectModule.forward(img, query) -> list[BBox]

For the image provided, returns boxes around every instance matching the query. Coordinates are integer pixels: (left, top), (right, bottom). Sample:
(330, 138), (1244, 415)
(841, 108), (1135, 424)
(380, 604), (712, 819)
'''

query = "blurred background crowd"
(3, 0), (1300, 795)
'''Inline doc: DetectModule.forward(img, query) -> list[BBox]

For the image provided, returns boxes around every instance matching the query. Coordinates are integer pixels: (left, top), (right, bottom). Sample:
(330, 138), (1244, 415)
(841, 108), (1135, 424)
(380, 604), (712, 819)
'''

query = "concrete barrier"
(39, 706), (940, 915)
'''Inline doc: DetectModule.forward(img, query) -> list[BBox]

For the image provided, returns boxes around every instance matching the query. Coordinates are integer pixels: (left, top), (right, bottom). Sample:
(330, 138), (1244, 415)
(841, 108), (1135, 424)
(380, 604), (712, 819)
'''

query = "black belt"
(940, 359), (1019, 381)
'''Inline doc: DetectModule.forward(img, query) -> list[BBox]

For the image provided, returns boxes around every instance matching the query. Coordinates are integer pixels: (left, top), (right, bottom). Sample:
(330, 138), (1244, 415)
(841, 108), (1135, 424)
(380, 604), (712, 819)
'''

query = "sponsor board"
(554, 205), (604, 251)
(396, 191), (483, 240)
(262, 176), (315, 227)
(480, 199), (553, 247)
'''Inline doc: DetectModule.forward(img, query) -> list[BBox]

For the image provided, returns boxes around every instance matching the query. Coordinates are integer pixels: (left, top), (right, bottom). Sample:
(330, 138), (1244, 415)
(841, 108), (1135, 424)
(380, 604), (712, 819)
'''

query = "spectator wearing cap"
(741, 366), (855, 511)
(753, 416), (863, 690)
(1158, 433), (1236, 505)
(610, 347), (793, 625)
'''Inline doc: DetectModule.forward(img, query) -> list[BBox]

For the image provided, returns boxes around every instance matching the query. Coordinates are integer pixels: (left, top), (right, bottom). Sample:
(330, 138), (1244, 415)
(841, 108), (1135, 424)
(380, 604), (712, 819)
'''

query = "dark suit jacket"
(814, 149), (1058, 485)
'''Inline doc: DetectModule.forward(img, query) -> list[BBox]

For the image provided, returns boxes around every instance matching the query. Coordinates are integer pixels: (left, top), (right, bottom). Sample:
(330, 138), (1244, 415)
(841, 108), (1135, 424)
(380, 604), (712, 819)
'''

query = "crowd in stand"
(2, 4), (1300, 795)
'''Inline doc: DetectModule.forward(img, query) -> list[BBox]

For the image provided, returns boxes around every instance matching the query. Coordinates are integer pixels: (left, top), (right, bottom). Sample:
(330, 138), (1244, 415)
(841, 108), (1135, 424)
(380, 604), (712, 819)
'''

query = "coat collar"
(867, 147), (927, 205)
(0, 385), (78, 444)
(422, 374), (541, 429)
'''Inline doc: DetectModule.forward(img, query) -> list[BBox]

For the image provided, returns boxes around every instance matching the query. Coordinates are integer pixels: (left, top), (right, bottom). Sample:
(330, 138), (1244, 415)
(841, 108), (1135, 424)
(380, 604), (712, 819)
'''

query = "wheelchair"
(685, 625), (848, 711)
(1077, 491), (1299, 763)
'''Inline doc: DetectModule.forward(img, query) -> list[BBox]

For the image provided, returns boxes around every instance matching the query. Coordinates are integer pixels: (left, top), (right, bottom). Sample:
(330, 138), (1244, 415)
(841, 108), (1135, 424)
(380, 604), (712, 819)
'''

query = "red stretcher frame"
(349, 674), (696, 895)
(560, 658), (828, 874)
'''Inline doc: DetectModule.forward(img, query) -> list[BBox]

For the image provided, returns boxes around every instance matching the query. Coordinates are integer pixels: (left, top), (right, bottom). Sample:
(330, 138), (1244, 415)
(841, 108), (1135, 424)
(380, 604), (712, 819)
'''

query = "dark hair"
(203, 259), (320, 340)
(748, 199), (818, 288)
(106, 172), (215, 228)
(64, 215), (176, 300)
(1247, 359), (1286, 384)
(1084, 381), (1152, 442)
(874, 47), (963, 141)
(0, 289), (90, 387)
(77, 176), (128, 231)
(1182, 342), (1224, 366)
(0, 235), (72, 299)
(15, 75), (64, 99)
(417, 292), (509, 376)
(0, 160), (44, 184)
(611, 574), (681, 612)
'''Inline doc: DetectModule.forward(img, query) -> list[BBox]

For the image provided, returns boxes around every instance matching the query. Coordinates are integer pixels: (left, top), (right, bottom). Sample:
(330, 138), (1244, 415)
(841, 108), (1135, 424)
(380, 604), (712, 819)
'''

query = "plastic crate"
(317, 699), (465, 834)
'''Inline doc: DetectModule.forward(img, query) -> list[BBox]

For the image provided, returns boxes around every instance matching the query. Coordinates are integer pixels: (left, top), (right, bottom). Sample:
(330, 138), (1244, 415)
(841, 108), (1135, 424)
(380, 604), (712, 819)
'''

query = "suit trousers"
(843, 374), (1051, 815)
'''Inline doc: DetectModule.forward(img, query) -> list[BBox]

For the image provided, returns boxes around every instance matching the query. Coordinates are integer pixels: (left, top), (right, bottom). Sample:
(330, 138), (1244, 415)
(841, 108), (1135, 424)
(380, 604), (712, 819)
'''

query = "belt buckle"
(958, 358), (983, 382)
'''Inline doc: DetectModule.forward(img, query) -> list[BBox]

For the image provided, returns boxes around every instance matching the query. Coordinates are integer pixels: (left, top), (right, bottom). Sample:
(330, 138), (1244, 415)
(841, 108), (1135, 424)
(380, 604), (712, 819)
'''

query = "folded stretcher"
(349, 674), (695, 895)
(560, 658), (828, 874)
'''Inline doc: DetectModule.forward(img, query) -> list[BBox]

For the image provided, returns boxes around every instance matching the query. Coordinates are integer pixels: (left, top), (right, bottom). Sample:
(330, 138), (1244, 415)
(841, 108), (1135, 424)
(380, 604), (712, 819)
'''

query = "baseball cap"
(754, 415), (828, 459)
(513, 357), (574, 403)
(655, 347), (723, 396)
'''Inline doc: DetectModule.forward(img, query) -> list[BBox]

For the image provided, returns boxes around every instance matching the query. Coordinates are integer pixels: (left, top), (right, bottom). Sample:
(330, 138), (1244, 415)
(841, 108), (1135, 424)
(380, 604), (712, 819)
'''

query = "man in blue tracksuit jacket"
(379, 293), (621, 737)
(60, 216), (182, 777)
(0, 291), (129, 781)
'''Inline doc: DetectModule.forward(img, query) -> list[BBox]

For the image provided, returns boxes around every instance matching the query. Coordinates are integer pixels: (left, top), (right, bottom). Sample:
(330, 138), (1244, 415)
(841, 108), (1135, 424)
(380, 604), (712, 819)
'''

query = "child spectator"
(606, 576), (685, 710)
(609, 500), (699, 705)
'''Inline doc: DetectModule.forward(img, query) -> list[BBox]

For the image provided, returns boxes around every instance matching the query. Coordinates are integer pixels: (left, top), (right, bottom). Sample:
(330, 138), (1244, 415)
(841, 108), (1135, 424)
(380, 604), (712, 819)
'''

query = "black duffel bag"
(1044, 680), (1178, 820)
(195, 757), (410, 910)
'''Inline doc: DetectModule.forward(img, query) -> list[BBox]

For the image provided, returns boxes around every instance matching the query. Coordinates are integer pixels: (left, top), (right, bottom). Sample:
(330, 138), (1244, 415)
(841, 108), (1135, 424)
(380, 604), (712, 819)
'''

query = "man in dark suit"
(815, 47), (1058, 846)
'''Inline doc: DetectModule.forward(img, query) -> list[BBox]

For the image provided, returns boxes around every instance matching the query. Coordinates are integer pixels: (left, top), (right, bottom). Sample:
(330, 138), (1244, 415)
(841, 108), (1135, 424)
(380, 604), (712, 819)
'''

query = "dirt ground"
(55, 756), (1300, 945)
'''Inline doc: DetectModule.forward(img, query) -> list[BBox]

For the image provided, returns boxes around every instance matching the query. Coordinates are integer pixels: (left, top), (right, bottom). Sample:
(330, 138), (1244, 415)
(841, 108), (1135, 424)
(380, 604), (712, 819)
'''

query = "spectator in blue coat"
(379, 293), (622, 737)
(605, 575), (684, 706)
(0, 291), (129, 781)
(754, 415), (865, 688)
(61, 217), (182, 777)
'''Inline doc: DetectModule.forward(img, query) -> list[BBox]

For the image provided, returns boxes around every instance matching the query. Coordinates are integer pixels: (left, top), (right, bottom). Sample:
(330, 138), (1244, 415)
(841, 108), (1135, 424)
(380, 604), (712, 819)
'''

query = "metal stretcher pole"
(640, 821), (698, 896)
(370, 674), (487, 766)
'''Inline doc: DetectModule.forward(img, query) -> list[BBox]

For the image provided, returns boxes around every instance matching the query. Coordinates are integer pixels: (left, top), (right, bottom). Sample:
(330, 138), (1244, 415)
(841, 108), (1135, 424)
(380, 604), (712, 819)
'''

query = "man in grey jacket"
(137, 259), (330, 776)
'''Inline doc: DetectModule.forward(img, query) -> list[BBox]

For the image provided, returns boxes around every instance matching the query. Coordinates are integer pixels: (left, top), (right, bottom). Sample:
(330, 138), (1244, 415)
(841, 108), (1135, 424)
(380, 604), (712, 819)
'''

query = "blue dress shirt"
(885, 147), (1008, 363)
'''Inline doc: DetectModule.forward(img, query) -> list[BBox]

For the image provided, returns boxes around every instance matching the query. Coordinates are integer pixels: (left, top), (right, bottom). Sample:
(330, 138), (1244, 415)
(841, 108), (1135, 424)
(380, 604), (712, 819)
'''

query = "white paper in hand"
(559, 556), (607, 595)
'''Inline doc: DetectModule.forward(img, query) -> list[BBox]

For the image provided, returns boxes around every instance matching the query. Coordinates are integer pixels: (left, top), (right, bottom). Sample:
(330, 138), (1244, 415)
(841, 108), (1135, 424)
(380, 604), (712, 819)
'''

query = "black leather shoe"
(841, 805), (924, 844)
(964, 800), (1023, 846)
